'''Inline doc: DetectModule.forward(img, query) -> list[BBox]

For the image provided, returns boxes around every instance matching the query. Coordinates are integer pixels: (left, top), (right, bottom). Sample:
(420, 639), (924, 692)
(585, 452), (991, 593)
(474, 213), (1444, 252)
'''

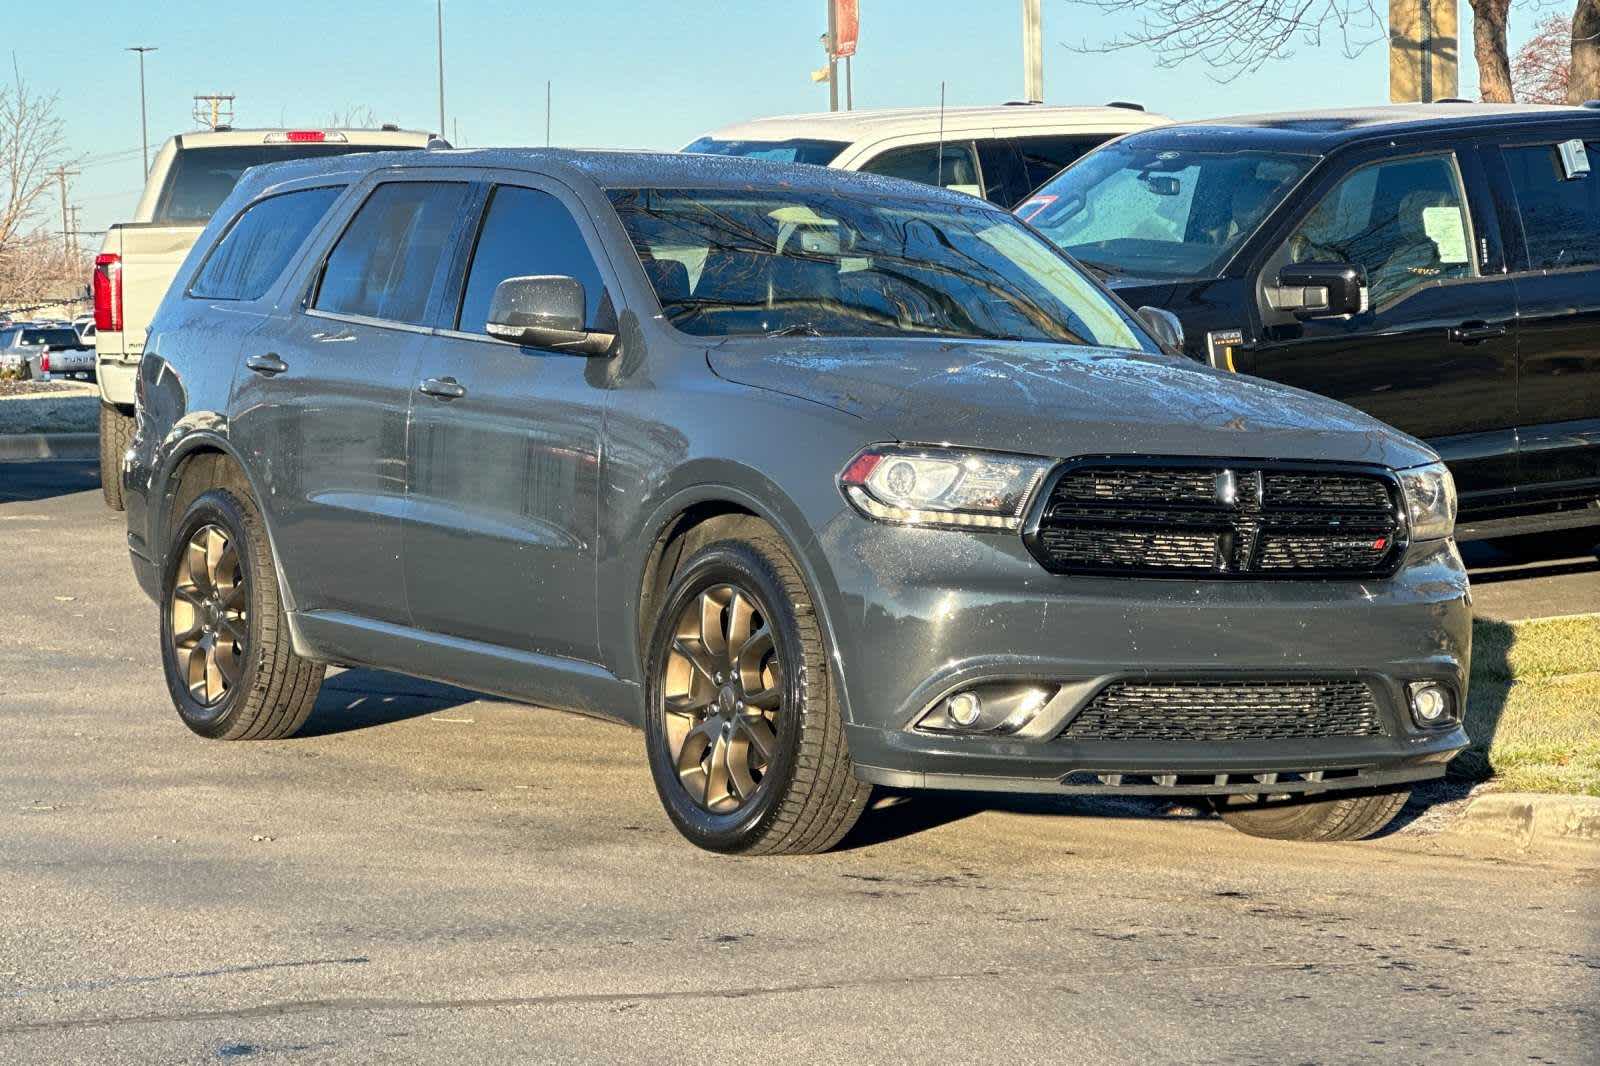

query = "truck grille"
(1025, 460), (1404, 578)
(1060, 680), (1384, 743)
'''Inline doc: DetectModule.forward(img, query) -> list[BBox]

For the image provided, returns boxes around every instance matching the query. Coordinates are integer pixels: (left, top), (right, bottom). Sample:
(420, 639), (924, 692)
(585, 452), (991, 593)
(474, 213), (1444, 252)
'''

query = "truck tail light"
(94, 253), (122, 332)
(39, 349), (50, 373)
(262, 130), (346, 143)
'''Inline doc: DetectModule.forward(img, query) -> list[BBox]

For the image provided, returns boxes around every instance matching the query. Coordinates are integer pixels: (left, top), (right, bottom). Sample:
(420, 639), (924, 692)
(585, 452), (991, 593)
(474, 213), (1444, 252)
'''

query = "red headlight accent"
(840, 451), (883, 487)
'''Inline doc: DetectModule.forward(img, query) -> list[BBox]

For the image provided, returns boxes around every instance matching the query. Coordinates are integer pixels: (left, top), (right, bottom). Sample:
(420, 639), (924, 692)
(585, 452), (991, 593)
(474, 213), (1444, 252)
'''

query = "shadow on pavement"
(0, 459), (100, 504)
(296, 667), (488, 737)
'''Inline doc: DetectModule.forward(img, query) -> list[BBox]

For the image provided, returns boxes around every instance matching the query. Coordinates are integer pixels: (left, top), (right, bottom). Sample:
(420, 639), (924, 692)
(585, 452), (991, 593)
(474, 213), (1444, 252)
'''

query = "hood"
(707, 338), (1435, 470)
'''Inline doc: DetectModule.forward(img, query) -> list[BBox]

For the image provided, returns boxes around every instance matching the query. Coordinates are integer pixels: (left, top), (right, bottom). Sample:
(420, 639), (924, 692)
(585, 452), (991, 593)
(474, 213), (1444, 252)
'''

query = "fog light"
(1407, 682), (1456, 728)
(947, 692), (983, 727)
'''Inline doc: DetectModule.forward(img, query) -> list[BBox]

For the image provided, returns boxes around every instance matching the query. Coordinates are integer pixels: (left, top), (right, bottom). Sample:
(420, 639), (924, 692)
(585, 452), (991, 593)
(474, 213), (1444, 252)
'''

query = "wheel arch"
(622, 471), (857, 726)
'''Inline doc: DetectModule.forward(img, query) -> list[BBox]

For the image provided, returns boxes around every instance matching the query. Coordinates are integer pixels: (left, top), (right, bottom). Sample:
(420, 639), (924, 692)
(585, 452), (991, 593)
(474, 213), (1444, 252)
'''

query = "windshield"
(681, 137), (850, 168)
(607, 187), (1153, 350)
(1020, 144), (1315, 280)
(154, 143), (401, 224)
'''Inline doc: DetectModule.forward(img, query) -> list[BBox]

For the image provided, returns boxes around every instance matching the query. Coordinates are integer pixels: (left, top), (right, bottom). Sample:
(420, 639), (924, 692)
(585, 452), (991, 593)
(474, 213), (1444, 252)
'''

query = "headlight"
(1398, 461), (1456, 541)
(839, 445), (1053, 531)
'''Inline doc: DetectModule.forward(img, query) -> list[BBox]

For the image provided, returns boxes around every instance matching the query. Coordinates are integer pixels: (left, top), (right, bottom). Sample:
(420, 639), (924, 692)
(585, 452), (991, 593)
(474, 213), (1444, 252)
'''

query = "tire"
(159, 487), (324, 740)
(1213, 788), (1410, 842)
(99, 403), (133, 511)
(643, 528), (868, 855)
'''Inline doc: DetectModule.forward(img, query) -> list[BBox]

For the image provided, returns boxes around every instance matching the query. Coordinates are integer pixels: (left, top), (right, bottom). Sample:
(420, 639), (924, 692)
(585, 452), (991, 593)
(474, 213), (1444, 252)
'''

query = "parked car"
(125, 149), (1469, 854)
(0, 324), (90, 380)
(685, 102), (1168, 208)
(93, 124), (444, 510)
(1021, 103), (1600, 540)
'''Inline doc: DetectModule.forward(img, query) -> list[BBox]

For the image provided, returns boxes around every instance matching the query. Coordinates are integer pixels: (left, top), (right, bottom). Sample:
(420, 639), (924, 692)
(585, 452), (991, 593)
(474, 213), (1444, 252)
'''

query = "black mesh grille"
(1027, 461), (1403, 579)
(1061, 680), (1384, 742)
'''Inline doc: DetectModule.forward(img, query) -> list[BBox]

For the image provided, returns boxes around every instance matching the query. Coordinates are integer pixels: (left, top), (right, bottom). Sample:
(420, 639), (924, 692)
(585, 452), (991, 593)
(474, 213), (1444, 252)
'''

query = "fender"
(150, 424), (318, 659)
(614, 469), (860, 726)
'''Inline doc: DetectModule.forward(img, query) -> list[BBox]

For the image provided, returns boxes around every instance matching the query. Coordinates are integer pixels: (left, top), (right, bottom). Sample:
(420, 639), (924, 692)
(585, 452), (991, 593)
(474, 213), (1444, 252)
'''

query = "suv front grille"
(1026, 460), (1404, 578)
(1060, 680), (1383, 743)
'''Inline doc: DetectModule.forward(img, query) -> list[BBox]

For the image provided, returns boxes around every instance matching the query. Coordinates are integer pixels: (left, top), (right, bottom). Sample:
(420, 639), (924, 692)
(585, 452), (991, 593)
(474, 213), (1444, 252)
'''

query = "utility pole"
(67, 205), (81, 261)
(127, 46), (158, 176)
(1022, 0), (1043, 103)
(52, 167), (79, 258)
(436, 0), (446, 137)
(826, 1), (839, 112)
(192, 93), (235, 130)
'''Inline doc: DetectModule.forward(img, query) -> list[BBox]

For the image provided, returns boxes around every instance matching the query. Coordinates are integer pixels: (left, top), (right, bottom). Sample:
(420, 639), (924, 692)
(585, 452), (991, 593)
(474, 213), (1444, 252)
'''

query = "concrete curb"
(0, 432), (98, 461)
(1441, 792), (1600, 864)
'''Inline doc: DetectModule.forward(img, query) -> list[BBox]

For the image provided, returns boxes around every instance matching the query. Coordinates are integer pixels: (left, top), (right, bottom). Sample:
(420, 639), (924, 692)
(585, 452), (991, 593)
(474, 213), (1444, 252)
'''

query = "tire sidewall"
(159, 489), (264, 738)
(643, 540), (810, 852)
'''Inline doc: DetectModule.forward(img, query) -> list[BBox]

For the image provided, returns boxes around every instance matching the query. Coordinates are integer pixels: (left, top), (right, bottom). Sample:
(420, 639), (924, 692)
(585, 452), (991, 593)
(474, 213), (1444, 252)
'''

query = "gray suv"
(124, 149), (1470, 854)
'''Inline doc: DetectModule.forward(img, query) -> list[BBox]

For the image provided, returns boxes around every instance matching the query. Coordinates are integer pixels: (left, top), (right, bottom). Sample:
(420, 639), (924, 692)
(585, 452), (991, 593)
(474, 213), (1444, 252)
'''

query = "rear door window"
(858, 142), (983, 197)
(1502, 141), (1600, 270)
(455, 185), (607, 334)
(314, 181), (470, 326)
(191, 186), (342, 301)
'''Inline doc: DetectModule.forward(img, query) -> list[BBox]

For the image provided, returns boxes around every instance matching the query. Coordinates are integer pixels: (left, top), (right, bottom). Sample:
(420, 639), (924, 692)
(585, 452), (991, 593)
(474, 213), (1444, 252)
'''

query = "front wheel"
(1213, 788), (1410, 842)
(643, 529), (868, 855)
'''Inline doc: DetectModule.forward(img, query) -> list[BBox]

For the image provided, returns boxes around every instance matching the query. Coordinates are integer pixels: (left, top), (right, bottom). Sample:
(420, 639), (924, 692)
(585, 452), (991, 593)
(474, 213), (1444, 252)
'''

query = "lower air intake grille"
(1060, 680), (1384, 742)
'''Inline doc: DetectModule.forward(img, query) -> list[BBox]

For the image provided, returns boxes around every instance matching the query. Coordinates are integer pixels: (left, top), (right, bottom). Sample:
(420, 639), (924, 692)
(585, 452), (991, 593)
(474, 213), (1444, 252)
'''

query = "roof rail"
(381, 122), (401, 131)
(1002, 99), (1043, 106)
(1584, 100), (1600, 109)
(1106, 100), (1145, 111)
(426, 136), (453, 151)
(1435, 97), (1471, 104)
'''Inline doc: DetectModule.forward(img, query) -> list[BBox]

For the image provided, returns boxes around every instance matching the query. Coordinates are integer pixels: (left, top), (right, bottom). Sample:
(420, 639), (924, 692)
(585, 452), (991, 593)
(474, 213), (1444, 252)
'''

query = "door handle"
(418, 376), (467, 400)
(245, 352), (288, 376)
(1448, 322), (1507, 344)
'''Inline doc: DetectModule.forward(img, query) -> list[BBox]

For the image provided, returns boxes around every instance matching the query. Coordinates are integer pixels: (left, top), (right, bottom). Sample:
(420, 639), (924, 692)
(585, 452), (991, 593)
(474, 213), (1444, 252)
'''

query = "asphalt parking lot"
(2, 461), (1597, 1064)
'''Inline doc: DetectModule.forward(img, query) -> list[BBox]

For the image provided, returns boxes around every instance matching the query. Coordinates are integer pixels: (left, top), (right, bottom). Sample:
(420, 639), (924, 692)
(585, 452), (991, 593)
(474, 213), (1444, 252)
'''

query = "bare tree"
(1514, 13), (1572, 102)
(1573, 0), (1600, 102)
(1061, 0), (1387, 80)
(1060, 0), (1516, 102)
(1472, 0), (1517, 101)
(0, 60), (68, 258)
(328, 104), (381, 128)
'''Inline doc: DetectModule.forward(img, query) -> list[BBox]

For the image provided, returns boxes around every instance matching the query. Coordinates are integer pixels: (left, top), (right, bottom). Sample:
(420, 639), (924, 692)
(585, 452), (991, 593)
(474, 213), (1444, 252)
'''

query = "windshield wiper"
(764, 322), (825, 337)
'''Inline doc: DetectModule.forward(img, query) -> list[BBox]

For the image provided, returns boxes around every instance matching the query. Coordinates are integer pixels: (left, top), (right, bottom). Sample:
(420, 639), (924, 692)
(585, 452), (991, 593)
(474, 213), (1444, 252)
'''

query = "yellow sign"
(1390, 0), (1460, 102)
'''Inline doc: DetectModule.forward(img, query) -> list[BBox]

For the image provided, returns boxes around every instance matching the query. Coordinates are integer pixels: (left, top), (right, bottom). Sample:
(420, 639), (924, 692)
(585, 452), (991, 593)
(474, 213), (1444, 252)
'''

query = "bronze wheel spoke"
(738, 715), (776, 765)
(671, 637), (721, 689)
(169, 523), (249, 709)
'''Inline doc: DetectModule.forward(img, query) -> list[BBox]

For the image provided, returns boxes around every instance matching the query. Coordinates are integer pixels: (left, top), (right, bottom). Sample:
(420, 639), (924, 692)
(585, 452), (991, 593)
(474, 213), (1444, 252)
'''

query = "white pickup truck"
(93, 125), (439, 508)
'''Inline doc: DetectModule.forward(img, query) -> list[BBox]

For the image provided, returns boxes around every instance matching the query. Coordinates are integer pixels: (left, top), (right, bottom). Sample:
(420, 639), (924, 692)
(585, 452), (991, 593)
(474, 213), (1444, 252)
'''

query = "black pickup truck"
(1022, 103), (1600, 540)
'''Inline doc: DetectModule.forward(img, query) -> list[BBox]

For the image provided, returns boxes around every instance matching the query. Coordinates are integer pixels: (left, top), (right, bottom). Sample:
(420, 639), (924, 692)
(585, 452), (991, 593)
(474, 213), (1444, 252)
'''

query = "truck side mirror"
(1136, 305), (1186, 355)
(1267, 263), (1368, 319)
(486, 275), (615, 356)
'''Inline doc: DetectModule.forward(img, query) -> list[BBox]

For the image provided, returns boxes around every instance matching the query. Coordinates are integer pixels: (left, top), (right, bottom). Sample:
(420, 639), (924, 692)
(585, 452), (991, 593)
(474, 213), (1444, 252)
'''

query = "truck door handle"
(1448, 322), (1506, 344)
(418, 376), (467, 400)
(245, 352), (288, 376)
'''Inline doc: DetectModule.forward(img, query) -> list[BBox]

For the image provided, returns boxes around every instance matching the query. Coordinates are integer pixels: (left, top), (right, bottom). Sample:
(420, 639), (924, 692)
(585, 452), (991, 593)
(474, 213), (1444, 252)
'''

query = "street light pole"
(436, 0), (446, 137)
(127, 46), (157, 176)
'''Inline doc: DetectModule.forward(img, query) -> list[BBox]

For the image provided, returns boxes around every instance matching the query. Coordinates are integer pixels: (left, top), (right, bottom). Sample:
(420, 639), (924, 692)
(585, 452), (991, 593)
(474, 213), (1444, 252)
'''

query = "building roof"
(1129, 103), (1600, 154)
(697, 103), (1169, 145)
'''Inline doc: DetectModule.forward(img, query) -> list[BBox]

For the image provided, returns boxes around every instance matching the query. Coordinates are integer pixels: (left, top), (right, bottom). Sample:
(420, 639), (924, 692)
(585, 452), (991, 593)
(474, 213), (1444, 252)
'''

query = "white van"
(684, 102), (1169, 208)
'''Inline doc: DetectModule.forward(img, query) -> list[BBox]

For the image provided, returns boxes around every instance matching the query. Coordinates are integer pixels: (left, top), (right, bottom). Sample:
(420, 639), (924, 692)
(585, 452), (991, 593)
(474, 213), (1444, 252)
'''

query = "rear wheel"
(643, 528), (868, 854)
(1213, 788), (1410, 842)
(99, 403), (133, 511)
(160, 488), (323, 740)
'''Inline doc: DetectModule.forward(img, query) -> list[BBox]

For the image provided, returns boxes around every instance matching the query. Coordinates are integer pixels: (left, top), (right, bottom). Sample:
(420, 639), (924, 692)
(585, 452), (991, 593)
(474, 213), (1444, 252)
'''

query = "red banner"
(833, 0), (859, 57)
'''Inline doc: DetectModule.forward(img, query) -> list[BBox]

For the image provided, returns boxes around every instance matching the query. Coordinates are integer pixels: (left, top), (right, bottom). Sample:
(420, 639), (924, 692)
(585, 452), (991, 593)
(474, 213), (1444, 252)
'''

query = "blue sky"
(9, 0), (1532, 234)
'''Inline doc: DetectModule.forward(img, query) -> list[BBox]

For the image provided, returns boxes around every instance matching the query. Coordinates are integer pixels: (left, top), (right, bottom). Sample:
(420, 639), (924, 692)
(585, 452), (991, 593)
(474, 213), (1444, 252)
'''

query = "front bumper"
(814, 514), (1472, 798)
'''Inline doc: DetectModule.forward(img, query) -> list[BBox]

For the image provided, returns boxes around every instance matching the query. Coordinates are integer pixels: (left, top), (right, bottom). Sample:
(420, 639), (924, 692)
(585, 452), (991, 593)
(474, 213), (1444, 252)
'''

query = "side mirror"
(1136, 305), (1185, 355)
(1267, 262), (1368, 319)
(485, 275), (615, 356)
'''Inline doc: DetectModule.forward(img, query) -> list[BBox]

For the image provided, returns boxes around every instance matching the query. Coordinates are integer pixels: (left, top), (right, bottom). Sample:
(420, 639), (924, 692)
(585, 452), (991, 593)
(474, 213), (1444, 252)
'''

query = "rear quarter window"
(190, 186), (343, 301)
